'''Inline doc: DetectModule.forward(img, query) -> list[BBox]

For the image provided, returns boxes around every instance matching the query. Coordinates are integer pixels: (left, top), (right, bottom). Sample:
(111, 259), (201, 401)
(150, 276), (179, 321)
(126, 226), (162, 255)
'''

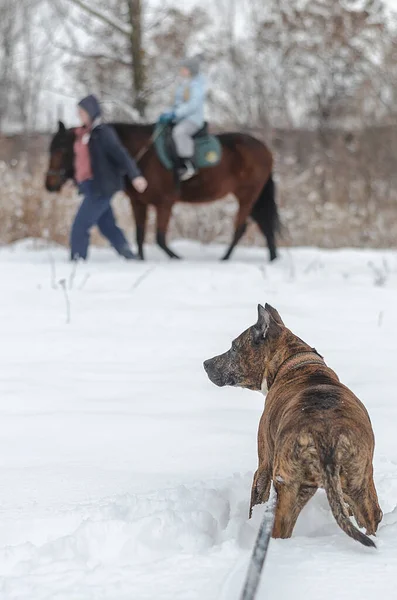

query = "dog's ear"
(58, 120), (66, 132)
(257, 304), (271, 337)
(265, 303), (284, 326)
(257, 304), (284, 339)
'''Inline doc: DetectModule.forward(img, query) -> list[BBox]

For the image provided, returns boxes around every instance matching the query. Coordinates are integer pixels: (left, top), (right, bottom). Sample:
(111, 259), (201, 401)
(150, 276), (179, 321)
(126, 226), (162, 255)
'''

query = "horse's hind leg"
(221, 190), (257, 261)
(250, 176), (278, 262)
(156, 200), (181, 259)
(222, 222), (247, 261)
(251, 205), (277, 262)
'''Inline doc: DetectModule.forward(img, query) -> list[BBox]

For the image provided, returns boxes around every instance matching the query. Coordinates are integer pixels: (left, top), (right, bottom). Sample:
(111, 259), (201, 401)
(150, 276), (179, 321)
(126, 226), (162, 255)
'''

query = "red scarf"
(74, 127), (93, 183)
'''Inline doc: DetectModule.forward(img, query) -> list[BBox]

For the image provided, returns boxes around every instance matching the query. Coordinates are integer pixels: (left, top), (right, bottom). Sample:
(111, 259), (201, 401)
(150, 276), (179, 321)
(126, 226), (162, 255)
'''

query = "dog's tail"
(314, 437), (376, 548)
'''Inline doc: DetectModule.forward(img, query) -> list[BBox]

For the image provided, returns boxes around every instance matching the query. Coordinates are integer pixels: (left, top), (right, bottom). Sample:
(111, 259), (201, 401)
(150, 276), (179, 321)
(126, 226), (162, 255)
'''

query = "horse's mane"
(110, 122), (155, 135)
(64, 122), (155, 135)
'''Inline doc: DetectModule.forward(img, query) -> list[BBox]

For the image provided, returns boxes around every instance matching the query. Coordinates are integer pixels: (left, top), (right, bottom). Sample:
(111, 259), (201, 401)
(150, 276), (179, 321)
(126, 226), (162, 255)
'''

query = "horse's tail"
(250, 174), (281, 259)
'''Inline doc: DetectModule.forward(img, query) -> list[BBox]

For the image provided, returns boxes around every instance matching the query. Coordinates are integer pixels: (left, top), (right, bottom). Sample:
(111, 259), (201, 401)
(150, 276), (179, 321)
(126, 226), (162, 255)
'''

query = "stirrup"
(179, 161), (197, 182)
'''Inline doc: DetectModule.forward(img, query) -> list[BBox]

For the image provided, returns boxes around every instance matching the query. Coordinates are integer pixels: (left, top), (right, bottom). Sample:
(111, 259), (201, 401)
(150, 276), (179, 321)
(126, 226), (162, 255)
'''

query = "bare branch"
(52, 42), (132, 68)
(101, 93), (142, 121)
(66, 0), (132, 37)
(49, 0), (83, 49)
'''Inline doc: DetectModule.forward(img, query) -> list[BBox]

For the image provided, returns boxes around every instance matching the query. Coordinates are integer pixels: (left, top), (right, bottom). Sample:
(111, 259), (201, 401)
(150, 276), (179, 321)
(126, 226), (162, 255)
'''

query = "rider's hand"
(132, 176), (148, 194)
(159, 112), (175, 124)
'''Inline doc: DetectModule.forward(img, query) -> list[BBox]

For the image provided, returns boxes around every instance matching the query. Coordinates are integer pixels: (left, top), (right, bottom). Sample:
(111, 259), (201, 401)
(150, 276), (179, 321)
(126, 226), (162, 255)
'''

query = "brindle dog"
(204, 304), (382, 547)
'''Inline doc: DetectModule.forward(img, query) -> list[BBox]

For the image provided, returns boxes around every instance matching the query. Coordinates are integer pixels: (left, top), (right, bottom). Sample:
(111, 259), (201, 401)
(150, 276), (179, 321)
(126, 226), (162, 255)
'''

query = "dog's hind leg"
(272, 484), (317, 539)
(249, 466), (271, 518)
(342, 468), (382, 535)
(342, 495), (355, 518)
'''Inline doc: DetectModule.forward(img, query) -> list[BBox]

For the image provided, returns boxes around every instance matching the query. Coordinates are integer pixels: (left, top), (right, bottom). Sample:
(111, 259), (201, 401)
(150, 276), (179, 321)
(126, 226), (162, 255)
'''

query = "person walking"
(71, 94), (148, 261)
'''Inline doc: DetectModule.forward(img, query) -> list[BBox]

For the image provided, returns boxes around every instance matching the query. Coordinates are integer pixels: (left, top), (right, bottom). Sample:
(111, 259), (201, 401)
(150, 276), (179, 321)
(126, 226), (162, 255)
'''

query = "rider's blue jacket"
(172, 75), (206, 127)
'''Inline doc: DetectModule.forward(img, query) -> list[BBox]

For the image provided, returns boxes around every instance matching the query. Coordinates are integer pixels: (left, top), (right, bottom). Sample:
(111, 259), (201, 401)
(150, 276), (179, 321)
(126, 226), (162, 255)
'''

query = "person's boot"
(179, 158), (198, 181)
(70, 253), (86, 262)
(119, 246), (137, 260)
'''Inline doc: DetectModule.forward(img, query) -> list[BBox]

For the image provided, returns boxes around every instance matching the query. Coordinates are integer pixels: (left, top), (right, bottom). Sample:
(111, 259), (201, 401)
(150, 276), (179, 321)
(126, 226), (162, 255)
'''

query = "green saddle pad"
(154, 123), (222, 171)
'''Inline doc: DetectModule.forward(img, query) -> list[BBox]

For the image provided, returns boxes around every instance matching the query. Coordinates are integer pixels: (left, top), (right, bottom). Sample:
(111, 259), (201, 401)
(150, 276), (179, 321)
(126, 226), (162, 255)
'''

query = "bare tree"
(0, 0), (55, 133)
(51, 1), (209, 121)
(0, 0), (19, 130)
(207, 0), (389, 132)
(54, 0), (147, 116)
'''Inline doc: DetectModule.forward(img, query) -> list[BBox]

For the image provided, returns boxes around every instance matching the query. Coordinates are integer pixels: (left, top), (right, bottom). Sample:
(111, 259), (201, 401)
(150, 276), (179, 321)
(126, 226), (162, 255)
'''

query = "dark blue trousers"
(70, 180), (129, 260)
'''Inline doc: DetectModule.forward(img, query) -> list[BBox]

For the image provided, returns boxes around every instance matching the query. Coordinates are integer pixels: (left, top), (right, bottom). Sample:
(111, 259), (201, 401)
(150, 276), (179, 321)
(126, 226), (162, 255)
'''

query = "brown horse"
(45, 122), (279, 261)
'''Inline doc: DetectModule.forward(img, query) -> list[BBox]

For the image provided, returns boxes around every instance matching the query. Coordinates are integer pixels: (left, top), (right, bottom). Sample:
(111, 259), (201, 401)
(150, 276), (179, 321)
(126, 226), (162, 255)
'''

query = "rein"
(269, 348), (325, 388)
(49, 124), (165, 177)
(47, 168), (66, 177)
(49, 123), (165, 181)
(134, 123), (167, 164)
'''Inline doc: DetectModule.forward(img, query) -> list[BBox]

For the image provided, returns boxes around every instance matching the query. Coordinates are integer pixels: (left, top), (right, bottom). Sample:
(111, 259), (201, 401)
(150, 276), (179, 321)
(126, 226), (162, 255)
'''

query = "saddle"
(154, 122), (222, 173)
(192, 122), (209, 138)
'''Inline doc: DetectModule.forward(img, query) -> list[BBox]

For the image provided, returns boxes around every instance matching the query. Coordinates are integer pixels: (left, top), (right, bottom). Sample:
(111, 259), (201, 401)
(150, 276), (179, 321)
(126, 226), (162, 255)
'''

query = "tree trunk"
(127, 0), (146, 117)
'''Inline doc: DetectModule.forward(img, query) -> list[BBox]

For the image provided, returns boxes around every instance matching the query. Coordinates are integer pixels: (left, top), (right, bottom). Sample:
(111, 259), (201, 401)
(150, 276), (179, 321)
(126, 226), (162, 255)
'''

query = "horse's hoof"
(269, 253), (277, 262)
(170, 254), (182, 260)
(221, 255), (231, 261)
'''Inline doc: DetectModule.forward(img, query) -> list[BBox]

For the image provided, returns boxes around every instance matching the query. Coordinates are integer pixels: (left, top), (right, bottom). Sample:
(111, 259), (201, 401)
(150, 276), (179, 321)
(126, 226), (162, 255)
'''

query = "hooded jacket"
(172, 75), (206, 127)
(78, 95), (141, 197)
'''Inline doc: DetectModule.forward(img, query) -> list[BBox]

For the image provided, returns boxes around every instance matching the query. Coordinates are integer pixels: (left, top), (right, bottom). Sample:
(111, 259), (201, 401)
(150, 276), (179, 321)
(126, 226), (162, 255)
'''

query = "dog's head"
(203, 304), (287, 392)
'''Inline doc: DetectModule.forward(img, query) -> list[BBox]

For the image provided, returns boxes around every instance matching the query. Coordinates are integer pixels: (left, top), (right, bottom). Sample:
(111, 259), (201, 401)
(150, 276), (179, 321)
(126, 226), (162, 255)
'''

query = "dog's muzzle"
(204, 358), (222, 386)
(203, 358), (236, 387)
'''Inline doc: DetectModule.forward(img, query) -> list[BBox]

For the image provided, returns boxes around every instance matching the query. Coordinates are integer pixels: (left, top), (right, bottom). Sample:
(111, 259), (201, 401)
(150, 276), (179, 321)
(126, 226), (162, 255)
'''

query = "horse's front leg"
(135, 203), (148, 261)
(126, 187), (147, 260)
(156, 198), (181, 260)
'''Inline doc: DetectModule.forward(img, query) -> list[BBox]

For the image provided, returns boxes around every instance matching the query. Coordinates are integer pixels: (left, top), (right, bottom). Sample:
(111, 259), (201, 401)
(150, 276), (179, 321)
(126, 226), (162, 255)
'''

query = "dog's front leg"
(249, 465), (271, 518)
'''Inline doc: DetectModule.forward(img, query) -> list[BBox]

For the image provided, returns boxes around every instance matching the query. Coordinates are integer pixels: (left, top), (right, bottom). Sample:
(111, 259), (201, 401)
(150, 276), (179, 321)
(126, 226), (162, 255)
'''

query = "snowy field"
(1, 240), (397, 600)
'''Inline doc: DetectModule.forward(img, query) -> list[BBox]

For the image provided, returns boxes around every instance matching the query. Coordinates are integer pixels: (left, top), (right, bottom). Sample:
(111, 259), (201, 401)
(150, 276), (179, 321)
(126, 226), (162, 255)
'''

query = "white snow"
(0, 240), (397, 600)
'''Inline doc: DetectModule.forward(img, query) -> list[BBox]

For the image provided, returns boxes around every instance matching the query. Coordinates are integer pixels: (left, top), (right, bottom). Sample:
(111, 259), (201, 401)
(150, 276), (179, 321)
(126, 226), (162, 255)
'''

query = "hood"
(78, 94), (101, 121)
(180, 55), (202, 77)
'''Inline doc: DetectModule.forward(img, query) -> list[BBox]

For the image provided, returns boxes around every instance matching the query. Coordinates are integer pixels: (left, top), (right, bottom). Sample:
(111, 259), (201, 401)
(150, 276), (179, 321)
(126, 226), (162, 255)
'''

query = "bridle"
(47, 127), (77, 179)
(47, 167), (66, 177)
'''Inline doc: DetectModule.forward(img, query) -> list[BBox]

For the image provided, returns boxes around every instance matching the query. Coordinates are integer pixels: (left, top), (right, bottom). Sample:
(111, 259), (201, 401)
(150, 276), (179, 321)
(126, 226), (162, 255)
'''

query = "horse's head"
(45, 121), (75, 192)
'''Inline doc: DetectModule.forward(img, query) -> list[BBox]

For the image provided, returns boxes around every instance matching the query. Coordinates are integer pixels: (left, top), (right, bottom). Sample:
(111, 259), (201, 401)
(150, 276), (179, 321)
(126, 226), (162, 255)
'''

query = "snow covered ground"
(0, 240), (397, 600)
